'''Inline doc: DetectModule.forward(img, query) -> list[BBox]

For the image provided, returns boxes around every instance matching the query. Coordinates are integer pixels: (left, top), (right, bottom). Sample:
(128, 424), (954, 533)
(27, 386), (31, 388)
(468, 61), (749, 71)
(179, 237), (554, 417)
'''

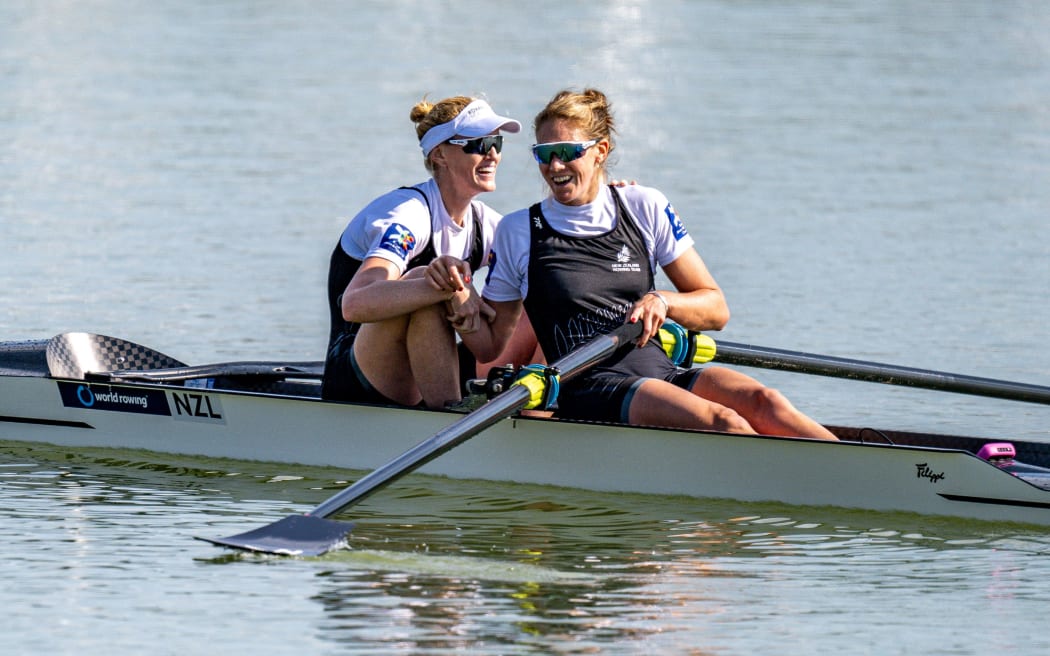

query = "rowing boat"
(3, 331), (1050, 531)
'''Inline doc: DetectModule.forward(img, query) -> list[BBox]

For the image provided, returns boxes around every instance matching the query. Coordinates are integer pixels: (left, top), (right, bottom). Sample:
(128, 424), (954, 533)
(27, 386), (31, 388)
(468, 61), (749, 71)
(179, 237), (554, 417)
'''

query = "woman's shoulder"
(613, 182), (670, 207)
(493, 207), (531, 235)
(487, 207), (531, 257)
(393, 180), (436, 212)
(353, 182), (432, 219)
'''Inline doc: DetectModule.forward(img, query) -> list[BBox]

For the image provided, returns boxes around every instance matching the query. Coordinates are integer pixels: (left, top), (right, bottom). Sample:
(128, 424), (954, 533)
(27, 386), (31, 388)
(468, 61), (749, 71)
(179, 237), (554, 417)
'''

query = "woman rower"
(462, 88), (838, 440)
(322, 95), (537, 409)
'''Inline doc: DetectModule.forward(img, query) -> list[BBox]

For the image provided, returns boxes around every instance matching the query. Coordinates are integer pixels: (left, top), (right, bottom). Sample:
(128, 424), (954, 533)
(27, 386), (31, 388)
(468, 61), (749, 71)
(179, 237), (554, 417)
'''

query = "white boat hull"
(4, 373), (1050, 527)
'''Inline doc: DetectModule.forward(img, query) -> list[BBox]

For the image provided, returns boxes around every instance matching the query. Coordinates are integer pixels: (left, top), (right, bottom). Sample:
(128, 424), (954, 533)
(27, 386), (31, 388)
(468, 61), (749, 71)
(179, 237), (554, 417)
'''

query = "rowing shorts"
(321, 330), (477, 404)
(555, 340), (701, 424)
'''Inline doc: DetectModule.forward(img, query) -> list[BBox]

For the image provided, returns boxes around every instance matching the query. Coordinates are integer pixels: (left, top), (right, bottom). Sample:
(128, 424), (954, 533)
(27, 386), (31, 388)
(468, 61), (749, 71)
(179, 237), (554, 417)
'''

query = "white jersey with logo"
(338, 177), (502, 275)
(484, 184), (695, 301)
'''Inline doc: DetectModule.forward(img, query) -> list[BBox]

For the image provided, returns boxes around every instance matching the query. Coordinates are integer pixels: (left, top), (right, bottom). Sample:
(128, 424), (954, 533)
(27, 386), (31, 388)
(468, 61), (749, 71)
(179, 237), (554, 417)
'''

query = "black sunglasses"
(447, 134), (504, 156)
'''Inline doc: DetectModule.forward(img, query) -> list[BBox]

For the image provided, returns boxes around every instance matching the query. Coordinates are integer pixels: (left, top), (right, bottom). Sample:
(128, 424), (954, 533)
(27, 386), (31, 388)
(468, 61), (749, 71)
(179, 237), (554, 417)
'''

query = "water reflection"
(6, 440), (1050, 652)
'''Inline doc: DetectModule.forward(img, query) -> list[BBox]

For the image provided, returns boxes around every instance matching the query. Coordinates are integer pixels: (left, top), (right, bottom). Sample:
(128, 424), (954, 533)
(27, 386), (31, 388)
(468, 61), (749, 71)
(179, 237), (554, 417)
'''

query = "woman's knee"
(709, 405), (753, 433)
(747, 385), (797, 417)
(409, 299), (452, 329)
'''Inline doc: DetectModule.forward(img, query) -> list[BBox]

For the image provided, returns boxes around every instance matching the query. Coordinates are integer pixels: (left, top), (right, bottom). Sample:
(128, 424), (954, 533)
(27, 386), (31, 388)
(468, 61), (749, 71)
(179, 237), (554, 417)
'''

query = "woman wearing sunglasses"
(466, 88), (837, 440)
(322, 96), (537, 409)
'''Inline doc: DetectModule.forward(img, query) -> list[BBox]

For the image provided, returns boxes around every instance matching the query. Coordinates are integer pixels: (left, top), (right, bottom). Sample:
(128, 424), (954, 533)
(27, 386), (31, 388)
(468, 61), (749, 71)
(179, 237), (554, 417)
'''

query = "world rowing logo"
(57, 381), (169, 416)
(77, 384), (95, 407)
(378, 223), (417, 260)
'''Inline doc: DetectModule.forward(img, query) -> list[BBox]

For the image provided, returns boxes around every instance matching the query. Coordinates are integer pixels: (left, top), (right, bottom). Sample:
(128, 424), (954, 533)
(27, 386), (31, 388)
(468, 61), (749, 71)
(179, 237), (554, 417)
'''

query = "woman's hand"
(627, 291), (670, 348)
(424, 255), (472, 297)
(446, 285), (495, 334)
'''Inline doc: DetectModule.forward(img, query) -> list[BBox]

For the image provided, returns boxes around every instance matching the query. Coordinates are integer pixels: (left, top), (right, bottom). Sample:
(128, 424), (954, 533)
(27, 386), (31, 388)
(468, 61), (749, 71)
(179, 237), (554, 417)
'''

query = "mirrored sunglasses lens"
(533, 143), (583, 164)
(465, 135), (502, 155)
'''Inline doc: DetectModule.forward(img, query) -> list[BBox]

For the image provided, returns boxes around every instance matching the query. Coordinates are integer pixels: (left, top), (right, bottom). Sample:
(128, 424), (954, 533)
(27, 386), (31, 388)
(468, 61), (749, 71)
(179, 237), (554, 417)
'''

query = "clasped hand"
(424, 255), (495, 334)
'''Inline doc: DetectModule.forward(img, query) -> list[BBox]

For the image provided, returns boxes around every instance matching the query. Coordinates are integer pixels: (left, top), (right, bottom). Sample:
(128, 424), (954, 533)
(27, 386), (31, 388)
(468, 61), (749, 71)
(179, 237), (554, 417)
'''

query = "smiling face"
(430, 130), (502, 201)
(535, 118), (610, 206)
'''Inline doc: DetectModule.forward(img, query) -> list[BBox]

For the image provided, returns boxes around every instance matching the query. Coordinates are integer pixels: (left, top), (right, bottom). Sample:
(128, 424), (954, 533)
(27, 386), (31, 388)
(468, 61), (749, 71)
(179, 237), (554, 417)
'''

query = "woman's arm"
(627, 248), (730, 346)
(475, 309), (544, 376)
(340, 257), (456, 324)
(458, 299), (524, 364)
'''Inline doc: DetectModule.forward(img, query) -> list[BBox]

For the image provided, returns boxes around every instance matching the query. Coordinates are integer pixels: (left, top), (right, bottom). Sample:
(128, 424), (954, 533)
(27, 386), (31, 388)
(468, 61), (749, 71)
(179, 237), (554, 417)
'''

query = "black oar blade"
(196, 514), (355, 557)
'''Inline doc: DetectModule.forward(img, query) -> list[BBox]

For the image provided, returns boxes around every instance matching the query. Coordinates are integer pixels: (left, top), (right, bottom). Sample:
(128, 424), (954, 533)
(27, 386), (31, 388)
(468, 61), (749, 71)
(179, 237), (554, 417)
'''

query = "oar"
(46, 332), (186, 379)
(660, 328), (1050, 405)
(197, 321), (643, 557)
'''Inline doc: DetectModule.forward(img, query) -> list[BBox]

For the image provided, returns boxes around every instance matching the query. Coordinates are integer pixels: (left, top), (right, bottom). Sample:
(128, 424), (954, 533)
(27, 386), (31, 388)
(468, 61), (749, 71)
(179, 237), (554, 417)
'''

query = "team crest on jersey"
(611, 243), (641, 273)
(665, 204), (689, 240)
(378, 223), (417, 260)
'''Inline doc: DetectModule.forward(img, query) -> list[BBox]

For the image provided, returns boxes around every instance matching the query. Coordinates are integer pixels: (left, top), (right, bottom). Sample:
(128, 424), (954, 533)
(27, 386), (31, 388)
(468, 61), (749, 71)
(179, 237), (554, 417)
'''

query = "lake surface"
(2, 1), (1050, 654)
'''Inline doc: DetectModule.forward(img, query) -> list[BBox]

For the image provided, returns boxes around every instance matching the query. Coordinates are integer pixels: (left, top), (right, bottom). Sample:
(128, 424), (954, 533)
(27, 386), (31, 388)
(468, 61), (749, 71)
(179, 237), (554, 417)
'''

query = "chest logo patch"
(611, 243), (641, 273)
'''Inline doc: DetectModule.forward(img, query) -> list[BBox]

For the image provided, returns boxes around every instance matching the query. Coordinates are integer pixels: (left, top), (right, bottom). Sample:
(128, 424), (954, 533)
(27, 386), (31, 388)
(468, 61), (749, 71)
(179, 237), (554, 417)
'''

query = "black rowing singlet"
(523, 186), (654, 361)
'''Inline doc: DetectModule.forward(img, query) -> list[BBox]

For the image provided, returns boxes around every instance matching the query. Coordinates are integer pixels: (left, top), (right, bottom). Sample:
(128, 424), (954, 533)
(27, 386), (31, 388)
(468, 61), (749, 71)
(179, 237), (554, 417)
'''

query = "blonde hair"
(534, 88), (616, 160)
(411, 96), (474, 172)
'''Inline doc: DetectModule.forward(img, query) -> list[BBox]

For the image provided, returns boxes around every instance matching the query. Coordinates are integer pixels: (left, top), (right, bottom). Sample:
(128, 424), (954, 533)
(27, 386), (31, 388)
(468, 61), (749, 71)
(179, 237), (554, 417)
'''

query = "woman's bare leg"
(692, 366), (838, 440)
(627, 378), (758, 433)
(353, 302), (461, 409)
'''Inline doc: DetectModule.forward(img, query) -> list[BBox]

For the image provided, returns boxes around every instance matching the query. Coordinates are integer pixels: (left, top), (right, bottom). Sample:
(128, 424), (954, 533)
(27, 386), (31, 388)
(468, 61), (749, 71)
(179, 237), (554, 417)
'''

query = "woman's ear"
(596, 139), (611, 166)
(428, 144), (447, 171)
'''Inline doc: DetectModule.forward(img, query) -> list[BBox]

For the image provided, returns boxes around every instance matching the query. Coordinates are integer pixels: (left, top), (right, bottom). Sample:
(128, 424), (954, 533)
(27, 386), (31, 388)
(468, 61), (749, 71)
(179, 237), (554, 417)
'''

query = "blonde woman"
(322, 96), (532, 409)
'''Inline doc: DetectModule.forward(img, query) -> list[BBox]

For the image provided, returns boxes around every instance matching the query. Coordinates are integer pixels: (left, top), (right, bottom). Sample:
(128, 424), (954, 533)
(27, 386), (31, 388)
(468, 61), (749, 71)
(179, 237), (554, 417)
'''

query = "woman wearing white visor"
(322, 96), (537, 409)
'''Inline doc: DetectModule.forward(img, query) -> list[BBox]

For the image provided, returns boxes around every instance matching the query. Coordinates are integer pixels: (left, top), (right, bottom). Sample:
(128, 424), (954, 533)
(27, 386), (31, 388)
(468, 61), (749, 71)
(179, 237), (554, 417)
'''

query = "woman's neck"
(433, 173), (472, 226)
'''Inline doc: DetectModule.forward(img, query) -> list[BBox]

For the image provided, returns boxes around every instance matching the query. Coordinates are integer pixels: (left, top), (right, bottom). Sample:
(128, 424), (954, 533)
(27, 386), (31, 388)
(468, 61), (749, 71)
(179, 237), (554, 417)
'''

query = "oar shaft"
(714, 341), (1050, 405)
(310, 386), (529, 518)
(310, 323), (641, 519)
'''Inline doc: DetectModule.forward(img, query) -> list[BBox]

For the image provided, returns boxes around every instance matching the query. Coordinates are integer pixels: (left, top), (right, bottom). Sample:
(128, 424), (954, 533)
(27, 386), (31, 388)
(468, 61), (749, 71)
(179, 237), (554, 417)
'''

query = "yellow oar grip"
(514, 370), (548, 410)
(657, 327), (717, 365)
(512, 364), (561, 410)
(692, 333), (716, 364)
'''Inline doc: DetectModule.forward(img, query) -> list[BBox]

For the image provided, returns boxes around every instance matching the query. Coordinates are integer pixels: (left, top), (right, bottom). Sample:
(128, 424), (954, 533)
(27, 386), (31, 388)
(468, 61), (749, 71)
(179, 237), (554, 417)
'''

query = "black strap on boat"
(88, 361), (325, 383)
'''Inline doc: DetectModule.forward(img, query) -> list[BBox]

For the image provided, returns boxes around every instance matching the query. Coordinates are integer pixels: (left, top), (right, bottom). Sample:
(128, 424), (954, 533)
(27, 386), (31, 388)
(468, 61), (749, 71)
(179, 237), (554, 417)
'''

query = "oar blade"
(196, 514), (355, 557)
(46, 332), (186, 379)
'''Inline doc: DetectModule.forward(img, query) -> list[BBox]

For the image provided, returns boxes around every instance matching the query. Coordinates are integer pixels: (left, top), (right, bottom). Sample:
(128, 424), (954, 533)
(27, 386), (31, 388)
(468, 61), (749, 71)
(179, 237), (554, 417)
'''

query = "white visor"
(419, 99), (521, 157)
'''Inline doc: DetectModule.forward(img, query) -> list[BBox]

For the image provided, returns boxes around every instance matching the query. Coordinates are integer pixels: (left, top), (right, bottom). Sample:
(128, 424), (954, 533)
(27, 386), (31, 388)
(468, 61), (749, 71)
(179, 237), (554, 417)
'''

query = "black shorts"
(555, 340), (701, 423)
(320, 329), (477, 404)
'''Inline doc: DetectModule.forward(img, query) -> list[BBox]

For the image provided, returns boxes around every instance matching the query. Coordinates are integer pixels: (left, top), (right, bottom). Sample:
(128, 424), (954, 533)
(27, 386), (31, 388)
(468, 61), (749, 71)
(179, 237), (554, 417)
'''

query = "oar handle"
(658, 325), (1049, 404)
(713, 341), (1050, 405)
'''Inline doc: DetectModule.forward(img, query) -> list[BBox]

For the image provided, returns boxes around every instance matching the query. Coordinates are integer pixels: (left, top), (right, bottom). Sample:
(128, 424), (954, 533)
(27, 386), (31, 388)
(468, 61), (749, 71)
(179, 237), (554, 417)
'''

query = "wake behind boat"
(3, 331), (1050, 537)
